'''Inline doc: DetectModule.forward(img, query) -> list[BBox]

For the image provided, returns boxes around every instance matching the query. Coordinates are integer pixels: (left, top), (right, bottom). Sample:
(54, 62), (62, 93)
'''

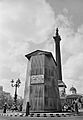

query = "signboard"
(30, 75), (44, 84)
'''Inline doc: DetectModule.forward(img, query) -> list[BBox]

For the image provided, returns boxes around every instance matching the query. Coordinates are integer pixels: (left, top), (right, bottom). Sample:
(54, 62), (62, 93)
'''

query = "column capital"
(53, 28), (61, 42)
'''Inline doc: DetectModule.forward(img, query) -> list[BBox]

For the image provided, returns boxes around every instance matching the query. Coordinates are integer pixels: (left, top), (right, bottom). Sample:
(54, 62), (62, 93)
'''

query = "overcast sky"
(0, 0), (83, 97)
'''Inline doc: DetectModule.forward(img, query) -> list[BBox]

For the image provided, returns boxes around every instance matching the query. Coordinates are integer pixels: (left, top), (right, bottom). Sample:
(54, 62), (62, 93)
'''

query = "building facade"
(65, 86), (83, 109)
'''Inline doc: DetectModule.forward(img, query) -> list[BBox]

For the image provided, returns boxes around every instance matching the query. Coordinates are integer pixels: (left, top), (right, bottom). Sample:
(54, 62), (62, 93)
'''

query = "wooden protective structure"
(23, 50), (61, 112)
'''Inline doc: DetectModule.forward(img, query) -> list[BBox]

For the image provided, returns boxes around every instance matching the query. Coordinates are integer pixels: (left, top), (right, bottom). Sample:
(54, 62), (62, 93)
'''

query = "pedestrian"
(19, 104), (22, 111)
(74, 99), (79, 114)
(3, 102), (7, 113)
(26, 102), (31, 116)
(70, 103), (74, 112)
(63, 104), (68, 111)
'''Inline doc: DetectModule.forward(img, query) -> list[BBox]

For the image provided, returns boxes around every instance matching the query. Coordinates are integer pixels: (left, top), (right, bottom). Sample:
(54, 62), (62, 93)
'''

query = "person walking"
(3, 102), (7, 113)
(26, 102), (31, 116)
(74, 99), (79, 114)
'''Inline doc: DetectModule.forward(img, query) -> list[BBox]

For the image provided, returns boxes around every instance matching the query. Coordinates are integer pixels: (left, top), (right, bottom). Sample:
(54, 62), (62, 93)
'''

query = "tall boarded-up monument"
(23, 50), (61, 112)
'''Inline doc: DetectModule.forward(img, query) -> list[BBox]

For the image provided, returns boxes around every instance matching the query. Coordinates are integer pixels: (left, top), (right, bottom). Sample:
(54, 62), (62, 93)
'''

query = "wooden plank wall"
(29, 53), (61, 112)
(23, 60), (31, 111)
(44, 55), (61, 111)
(30, 85), (44, 111)
(30, 54), (44, 75)
(30, 54), (44, 112)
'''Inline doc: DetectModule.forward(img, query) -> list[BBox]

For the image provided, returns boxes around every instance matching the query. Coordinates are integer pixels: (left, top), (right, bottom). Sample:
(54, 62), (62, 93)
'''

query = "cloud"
(0, 0), (55, 96)
(63, 53), (83, 80)
(1, 0), (83, 96)
(0, 0), (55, 44)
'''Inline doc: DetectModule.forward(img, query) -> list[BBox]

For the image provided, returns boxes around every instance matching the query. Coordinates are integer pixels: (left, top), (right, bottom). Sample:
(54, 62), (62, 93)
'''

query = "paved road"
(0, 109), (83, 120)
(0, 115), (83, 120)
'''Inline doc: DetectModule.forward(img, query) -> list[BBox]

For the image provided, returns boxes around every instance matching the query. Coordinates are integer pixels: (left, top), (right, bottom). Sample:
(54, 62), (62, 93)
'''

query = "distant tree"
(0, 93), (13, 109)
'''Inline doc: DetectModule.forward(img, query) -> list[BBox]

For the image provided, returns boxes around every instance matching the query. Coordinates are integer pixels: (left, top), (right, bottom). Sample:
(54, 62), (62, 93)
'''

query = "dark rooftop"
(25, 49), (57, 65)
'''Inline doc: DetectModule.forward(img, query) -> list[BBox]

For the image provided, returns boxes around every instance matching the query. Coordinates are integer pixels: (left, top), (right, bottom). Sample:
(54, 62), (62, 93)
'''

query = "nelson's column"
(53, 28), (66, 99)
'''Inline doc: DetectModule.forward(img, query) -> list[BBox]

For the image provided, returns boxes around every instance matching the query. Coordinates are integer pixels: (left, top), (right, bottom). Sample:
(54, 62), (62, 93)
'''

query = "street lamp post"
(11, 78), (21, 110)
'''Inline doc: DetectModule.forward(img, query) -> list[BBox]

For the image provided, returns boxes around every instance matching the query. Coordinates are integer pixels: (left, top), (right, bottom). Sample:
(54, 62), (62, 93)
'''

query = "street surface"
(0, 116), (83, 120)
(0, 109), (83, 120)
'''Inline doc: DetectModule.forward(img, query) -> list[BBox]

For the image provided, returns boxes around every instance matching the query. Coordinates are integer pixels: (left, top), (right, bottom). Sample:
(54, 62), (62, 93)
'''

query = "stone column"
(53, 28), (62, 81)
